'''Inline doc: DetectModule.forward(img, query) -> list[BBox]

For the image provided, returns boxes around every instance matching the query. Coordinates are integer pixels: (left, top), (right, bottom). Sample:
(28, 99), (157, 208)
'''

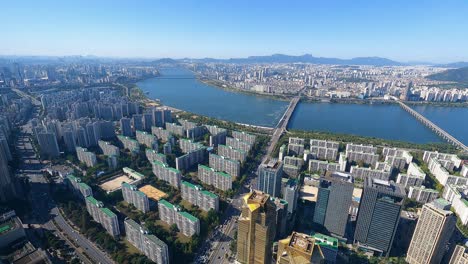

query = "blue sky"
(2, 0), (468, 62)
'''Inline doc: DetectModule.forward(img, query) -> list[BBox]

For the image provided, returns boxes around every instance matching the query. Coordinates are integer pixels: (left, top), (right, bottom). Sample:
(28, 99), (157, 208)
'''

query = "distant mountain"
(435, 62), (468, 68)
(150, 58), (178, 64)
(183, 54), (404, 66)
(427, 66), (468, 82)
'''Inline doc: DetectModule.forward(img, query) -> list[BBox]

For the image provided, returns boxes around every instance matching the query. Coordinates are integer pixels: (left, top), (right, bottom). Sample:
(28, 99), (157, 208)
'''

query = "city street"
(14, 101), (114, 264)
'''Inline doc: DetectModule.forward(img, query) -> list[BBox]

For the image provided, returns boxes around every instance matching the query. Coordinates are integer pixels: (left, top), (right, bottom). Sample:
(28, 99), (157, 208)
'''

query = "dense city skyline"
(2, 1), (468, 264)
(3, 0), (468, 63)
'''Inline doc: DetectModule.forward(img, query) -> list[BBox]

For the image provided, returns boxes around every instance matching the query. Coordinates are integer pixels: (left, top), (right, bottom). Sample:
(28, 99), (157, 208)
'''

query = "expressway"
(13, 91), (114, 264)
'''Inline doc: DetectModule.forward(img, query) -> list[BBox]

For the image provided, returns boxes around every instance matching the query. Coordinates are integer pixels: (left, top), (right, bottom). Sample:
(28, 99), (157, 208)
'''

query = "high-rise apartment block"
(218, 144), (247, 163)
(151, 126), (171, 142)
(209, 153), (240, 178)
(120, 117), (132, 137)
(165, 122), (185, 137)
(449, 245), (468, 264)
(406, 199), (456, 264)
(283, 156), (304, 177)
(237, 191), (276, 264)
(37, 131), (60, 157)
(287, 143), (304, 157)
(158, 199), (200, 237)
(197, 164), (232, 191)
(232, 130), (256, 145)
(309, 139), (339, 161)
(179, 138), (204, 153)
(98, 140), (120, 157)
(65, 174), (92, 199)
(346, 143), (377, 154)
(118, 135), (140, 153)
(122, 182), (150, 213)
(85, 196), (120, 237)
(423, 151), (462, 171)
(145, 148), (167, 164)
(396, 173), (425, 189)
(226, 137), (252, 153)
(443, 185), (468, 225)
(152, 160), (181, 189)
(176, 147), (206, 171)
(350, 165), (392, 181)
(382, 147), (413, 170)
(288, 137), (305, 145)
(181, 180), (219, 212)
(124, 219), (169, 264)
(408, 186), (439, 204)
(206, 125), (227, 147)
(309, 159), (341, 174)
(136, 130), (158, 149)
(76, 147), (97, 167)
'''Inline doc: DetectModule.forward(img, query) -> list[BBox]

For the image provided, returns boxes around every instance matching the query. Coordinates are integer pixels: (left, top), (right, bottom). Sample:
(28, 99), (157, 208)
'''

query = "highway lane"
(51, 207), (114, 264)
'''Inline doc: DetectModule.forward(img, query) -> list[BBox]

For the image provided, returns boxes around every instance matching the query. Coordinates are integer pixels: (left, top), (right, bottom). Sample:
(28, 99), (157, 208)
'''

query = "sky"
(2, 0), (468, 63)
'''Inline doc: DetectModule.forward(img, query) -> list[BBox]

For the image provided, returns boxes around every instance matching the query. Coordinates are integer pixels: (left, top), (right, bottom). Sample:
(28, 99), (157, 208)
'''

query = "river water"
(138, 68), (467, 144)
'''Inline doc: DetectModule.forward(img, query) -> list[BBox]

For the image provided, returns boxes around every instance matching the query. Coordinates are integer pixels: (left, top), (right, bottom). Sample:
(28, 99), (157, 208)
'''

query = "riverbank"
(198, 78), (293, 101)
(196, 73), (468, 108)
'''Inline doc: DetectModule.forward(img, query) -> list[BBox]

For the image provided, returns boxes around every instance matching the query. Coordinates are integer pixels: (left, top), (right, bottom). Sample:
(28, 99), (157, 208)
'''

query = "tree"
(170, 223), (179, 235)
(206, 209), (220, 228)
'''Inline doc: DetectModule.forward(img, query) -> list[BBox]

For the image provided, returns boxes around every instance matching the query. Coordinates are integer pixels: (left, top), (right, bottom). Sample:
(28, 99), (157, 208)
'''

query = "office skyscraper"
(406, 199), (456, 264)
(257, 159), (283, 198)
(354, 178), (405, 256)
(313, 172), (353, 237)
(237, 190), (276, 264)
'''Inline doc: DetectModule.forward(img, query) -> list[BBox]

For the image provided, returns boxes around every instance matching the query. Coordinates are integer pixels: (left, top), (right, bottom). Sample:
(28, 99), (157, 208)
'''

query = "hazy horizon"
(3, 0), (468, 63)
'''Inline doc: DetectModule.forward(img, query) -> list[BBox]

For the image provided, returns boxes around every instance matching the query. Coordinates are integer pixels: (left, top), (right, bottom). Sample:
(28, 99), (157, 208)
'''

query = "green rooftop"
(201, 190), (218, 199)
(219, 144), (246, 154)
(159, 199), (175, 210)
(146, 234), (168, 247)
(122, 182), (133, 188)
(312, 232), (338, 250)
(79, 182), (91, 190)
(67, 174), (78, 182)
(86, 196), (100, 206)
(0, 221), (13, 234)
(125, 218), (141, 229)
(100, 207), (116, 218)
(199, 164), (212, 170)
(182, 180), (201, 190)
(136, 191), (147, 197)
(167, 167), (180, 174)
(153, 160), (166, 167)
(179, 211), (199, 222)
(217, 171), (231, 178)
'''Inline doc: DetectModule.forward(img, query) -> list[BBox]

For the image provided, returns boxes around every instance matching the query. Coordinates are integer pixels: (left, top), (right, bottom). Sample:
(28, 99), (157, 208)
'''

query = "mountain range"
(427, 66), (468, 83)
(178, 54), (404, 66)
(2, 54), (468, 68)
